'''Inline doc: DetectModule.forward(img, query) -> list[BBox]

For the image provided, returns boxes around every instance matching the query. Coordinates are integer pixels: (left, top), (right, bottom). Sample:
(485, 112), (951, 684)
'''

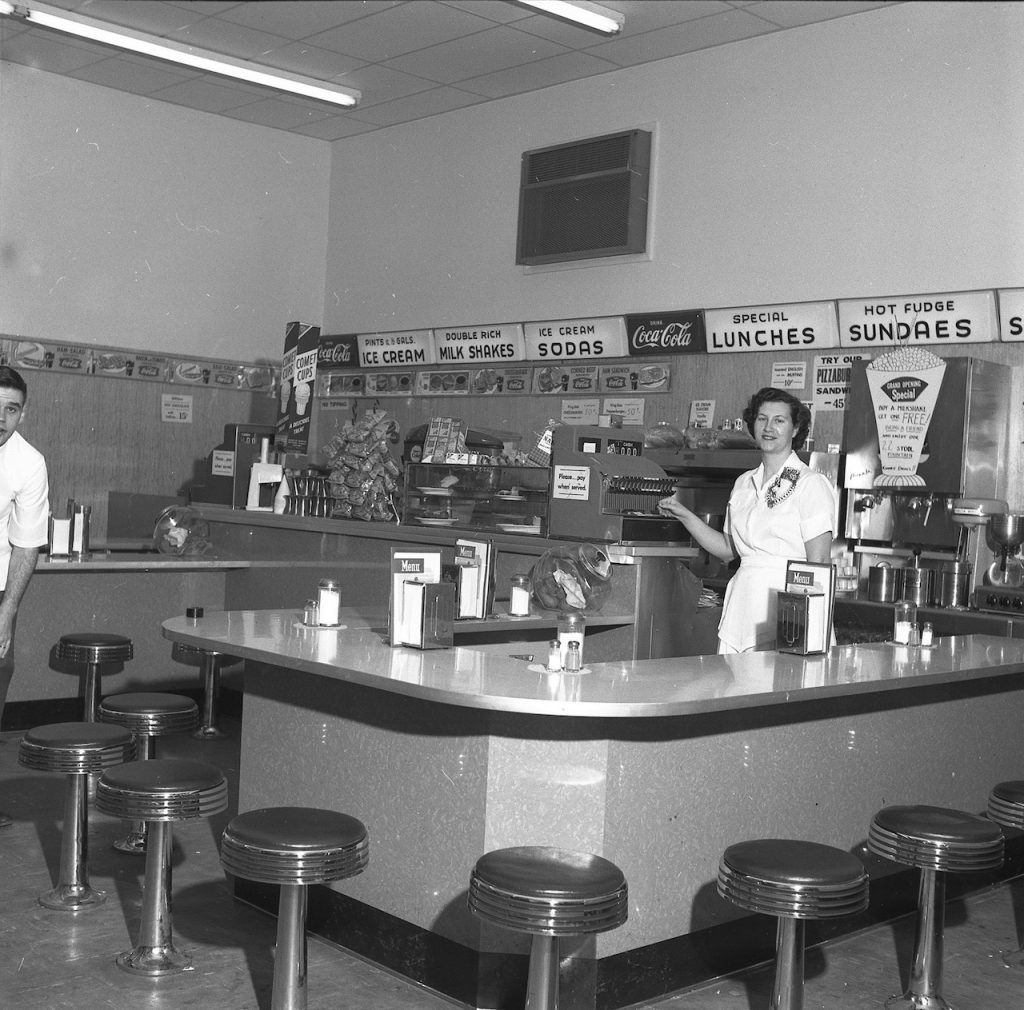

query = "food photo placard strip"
(0, 336), (275, 393)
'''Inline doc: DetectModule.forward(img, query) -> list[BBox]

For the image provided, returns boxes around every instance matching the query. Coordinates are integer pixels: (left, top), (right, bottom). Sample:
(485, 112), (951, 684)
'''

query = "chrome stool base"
(112, 830), (147, 855)
(18, 722), (136, 912)
(868, 805), (1003, 1010)
(220, 806), (369, 1010)
(97, 761), (227, 975)
(116, 944), (193, 976)
(39, 881), (106, 911)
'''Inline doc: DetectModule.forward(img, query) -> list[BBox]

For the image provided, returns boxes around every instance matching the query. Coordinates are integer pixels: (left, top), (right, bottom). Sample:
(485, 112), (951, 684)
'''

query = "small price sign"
(161, 393), (193, 423)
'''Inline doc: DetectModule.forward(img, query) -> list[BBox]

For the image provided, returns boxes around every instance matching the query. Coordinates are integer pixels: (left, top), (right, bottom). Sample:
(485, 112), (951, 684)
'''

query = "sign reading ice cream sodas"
(866, 347), (946, 487)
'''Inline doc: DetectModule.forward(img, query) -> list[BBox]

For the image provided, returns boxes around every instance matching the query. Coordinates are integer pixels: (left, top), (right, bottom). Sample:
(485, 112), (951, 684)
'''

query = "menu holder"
(454, 538), (495, 619)
(777, 560), (836, 655)
(389, 549), (443, 646)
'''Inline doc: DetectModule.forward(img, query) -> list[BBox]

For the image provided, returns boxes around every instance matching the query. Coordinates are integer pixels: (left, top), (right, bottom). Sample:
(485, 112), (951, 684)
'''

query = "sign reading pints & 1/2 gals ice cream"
(865, 347), (947, 487)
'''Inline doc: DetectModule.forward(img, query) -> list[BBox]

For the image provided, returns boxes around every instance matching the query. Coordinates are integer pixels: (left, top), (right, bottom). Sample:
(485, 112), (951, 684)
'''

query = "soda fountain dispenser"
(842, 353), (1009, 598)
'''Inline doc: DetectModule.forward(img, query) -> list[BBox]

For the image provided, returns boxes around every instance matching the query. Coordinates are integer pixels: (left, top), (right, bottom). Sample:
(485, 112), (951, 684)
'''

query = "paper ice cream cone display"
(865, 347), (946, 487)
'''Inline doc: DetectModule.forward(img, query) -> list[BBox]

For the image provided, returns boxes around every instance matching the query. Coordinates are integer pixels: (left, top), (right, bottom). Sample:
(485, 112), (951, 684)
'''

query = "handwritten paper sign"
(552, 465), (591, 501)
(771, 361), (806, 389)
(161, 393), (193, 424)
(812, 353), (871, 411)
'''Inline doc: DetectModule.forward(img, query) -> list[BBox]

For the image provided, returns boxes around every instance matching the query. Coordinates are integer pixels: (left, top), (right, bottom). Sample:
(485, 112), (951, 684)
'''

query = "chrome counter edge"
(162, 608), (1024, 718)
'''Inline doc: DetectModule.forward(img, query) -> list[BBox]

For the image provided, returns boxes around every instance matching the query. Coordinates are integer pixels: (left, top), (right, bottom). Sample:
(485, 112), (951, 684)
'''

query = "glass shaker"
(509, 574), (531, 617)
(557, 613), (586, 669)
(893, 600), (917, 644)
(317, 578), (341, 626)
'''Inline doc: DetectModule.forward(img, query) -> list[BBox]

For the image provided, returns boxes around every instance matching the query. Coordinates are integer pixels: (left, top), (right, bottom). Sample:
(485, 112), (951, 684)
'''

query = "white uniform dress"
(717, 451), (837, 653)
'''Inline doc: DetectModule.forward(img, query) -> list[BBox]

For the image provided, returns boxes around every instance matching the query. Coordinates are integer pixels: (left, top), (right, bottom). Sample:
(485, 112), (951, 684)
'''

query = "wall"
(322, 3), (1024, 334)
(312, 1), (1024, 483)
(1, 64), (331, 362)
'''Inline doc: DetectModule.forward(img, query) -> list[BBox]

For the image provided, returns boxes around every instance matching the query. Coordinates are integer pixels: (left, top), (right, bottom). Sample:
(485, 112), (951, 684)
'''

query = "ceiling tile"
(384, 24), (568, 84)
(291, 114), (383, 141)
(55, 1), (209, 36)
(330, 63), (437, 106)
(345, 84), (486, 126)
(586, 7), (773, 66)
(307, 2), (497, 62)
(215, 0), (404, 38)
(460, 49), (622, 98)
(218, 95), (335, 129)
(153, 75), (273, 113)
(0, 1), (906, 137)
(65, 52), (196, 93)
(247, 40), (367, 79)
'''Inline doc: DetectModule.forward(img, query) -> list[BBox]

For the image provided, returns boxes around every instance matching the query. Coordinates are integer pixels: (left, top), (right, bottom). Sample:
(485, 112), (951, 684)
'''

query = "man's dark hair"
(0, 366), (28, 403)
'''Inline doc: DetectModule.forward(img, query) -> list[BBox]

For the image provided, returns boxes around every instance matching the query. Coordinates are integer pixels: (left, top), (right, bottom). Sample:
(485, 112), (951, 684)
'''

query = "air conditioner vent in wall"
(516, 129), (652, 266)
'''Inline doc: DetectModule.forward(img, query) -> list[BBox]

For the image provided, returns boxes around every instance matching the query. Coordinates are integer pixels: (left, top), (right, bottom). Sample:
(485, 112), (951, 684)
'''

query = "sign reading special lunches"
(704, 301), (839, 354)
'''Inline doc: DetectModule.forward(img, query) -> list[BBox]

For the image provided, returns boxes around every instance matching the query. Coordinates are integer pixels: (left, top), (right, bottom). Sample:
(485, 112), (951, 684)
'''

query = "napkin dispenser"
(396, 580), (454, 649)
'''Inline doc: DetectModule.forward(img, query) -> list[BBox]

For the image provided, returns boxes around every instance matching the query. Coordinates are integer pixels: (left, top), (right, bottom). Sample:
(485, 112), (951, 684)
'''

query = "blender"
(985, 513), (1024, 587)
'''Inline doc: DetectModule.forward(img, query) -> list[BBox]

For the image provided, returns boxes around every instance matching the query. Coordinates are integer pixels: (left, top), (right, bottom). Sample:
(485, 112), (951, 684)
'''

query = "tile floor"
(2, 723), (1024, 1010)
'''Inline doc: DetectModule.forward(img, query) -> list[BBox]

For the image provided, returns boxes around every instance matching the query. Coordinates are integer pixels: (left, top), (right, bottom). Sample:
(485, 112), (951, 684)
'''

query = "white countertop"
(161, 607), (1024, 718)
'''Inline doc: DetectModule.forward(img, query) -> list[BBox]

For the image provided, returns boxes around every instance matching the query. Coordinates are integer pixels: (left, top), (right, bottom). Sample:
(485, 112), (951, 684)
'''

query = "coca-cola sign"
(317, 334), (359, 368)
(625, 310), (705, 355)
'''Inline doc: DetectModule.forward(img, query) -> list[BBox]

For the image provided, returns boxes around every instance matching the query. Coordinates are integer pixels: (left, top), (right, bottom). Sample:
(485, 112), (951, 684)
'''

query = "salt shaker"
(565, 640), (582, 673)
(317, 578), (341, 626)
(557, 613), (586, 670)
(509, 574), (531, 617)
(547, 639), (562, 673)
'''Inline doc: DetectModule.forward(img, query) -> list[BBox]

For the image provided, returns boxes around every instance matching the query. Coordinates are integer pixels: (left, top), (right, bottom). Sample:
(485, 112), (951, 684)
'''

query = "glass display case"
(402, 464), (550, 536)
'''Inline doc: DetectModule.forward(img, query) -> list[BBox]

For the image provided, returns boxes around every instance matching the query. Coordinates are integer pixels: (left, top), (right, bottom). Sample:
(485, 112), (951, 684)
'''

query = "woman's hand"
(658, 495), (692, 522)
(658, 496), (734, 562)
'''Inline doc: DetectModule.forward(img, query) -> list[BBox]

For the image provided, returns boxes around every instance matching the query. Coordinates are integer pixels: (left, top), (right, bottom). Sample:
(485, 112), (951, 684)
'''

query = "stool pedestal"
(717, 838), (869, 1010)
(868, 804), (1004, 1010)
(468, 845), (628, 1010)
(56, 633), (133, 722)
(987, 780), (1024, 968)
(220, 806), (369, 1010)
(18, 722), (136, 910)
(173, 642), (229, 740)
(97, 758), (228, 975)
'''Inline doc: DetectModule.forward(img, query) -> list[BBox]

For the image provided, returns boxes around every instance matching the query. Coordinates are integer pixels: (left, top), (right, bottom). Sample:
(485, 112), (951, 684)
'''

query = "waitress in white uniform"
(658, 388), (838, 653)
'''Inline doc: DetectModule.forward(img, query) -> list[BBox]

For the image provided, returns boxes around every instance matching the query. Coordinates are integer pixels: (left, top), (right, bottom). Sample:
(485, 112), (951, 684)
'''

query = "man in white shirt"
(0, 367), (50, 827)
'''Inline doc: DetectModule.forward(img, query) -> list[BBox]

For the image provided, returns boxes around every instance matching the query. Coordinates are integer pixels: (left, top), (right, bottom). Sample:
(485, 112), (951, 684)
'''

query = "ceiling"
(0, 0), (900, 139)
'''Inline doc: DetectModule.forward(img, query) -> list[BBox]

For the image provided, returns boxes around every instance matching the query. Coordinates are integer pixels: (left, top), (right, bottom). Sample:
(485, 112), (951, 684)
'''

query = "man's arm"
(0, 545), (39, 658)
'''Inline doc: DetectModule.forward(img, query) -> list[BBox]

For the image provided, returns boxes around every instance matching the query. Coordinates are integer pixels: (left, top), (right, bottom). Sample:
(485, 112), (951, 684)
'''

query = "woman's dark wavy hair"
(742, 387), (812, 450)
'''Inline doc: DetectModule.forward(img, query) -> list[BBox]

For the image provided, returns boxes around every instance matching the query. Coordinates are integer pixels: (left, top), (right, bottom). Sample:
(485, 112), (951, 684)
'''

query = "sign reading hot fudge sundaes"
(838, 290), (997, 346)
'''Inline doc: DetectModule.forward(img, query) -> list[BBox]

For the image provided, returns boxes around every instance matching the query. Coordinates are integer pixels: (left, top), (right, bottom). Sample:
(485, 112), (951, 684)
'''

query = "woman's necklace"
(765, 466), (800, 509)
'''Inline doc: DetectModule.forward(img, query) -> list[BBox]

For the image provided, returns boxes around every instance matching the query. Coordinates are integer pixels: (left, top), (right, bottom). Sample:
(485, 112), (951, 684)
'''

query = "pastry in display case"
(402, 464), (549, 536)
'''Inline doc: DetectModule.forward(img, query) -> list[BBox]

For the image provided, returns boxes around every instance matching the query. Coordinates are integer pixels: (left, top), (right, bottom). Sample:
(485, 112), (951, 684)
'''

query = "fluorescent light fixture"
(0, 0), (361, 107)
(516, 0), (624, 35)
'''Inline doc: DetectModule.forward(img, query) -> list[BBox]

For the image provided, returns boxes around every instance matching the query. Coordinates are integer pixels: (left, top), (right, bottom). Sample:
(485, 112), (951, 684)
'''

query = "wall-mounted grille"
(516, 129), (652, 266)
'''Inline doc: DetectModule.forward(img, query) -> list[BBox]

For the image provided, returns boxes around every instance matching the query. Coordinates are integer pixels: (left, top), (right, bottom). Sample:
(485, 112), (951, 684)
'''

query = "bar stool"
(468, 845), (628, 1010)
(18, 721), (136, 910)
(56, 632), (133, 721)
(96, 758), (228, 974)
(987, 780), (1024, 967)
(220, 806), (369, 1010)
(717, 839), (869, 1010)
(868, 804), (1004, 1009)
(172, 633), (230, 740)
(98, 692), (199, 853)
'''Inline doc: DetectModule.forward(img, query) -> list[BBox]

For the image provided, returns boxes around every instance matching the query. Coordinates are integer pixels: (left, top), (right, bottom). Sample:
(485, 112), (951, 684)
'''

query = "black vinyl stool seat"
(98, 692), (199, 854)
(988, 780), (1024, 830)
(56, 633), (133, 722)
(172, 639), (230, 740)
(221, 806), (369, 1010)
(96, 758), (228, 975)
(987, 781), (1024, 967)
(717, 839), (869, 1010)
(868, 804), (1004, 1010)
(18, 721), (136, 910)
(468, 846), (628, 1010)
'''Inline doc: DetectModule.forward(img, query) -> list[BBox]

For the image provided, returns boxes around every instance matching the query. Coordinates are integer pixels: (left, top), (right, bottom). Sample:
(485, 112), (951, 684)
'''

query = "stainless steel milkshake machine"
(842, 355), (1009, 602)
